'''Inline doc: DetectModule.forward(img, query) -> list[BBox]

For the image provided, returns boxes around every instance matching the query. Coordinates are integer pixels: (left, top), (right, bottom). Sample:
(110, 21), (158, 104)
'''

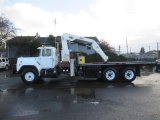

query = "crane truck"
(15, 33), (155, 84)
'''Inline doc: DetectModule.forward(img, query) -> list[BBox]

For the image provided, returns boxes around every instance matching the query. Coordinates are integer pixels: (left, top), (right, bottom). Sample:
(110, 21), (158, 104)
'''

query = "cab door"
(40, 48), (54, 68)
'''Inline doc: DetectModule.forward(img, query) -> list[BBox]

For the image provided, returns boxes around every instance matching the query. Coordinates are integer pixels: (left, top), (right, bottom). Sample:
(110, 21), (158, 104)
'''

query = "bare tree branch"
(0, 15), (18, 42)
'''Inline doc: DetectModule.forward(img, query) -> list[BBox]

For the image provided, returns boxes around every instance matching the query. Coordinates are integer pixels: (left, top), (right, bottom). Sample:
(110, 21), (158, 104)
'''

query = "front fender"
(16, 57), (41, 75)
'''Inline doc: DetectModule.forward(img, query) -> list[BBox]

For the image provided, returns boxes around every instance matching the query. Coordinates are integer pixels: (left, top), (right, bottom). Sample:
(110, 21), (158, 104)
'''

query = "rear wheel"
(122, 67), (136, 82)
(21, 69), (38, 84)
(103, 68), (118, 82)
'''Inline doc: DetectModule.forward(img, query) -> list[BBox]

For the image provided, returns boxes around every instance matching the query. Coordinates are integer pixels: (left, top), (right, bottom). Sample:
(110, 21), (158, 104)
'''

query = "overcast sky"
(0, 0), (160, 53)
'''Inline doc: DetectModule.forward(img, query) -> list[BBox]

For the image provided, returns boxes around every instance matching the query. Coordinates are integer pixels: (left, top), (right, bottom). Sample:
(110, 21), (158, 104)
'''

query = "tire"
(103, 68), (118, 82)
(122, 67), (136, 82)
(21, 69), (38, 84)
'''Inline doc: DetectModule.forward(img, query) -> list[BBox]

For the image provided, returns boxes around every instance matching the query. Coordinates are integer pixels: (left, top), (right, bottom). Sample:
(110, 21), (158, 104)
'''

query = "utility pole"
(157, 42), (159, 51)
(126, 37), (128, 54)
(157, 42), (160, 59)
(53, 19), (57, 48)
(118, 45), (121, 54)
(53, 18), (60, 62)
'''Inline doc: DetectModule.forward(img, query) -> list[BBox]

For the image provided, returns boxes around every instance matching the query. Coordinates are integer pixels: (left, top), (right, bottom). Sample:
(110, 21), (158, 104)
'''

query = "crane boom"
(61, 33), (108, 62)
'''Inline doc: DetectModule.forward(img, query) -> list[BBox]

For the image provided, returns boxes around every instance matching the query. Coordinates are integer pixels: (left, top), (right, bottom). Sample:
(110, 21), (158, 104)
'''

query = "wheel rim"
(105, 70), (116, 81)
(25, 72), (35, 82)
(125, 70), (134, 80)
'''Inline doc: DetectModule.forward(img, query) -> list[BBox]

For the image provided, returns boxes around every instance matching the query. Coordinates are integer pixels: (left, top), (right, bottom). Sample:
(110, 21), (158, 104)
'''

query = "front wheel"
(122, 68), (136, 82)
(103, 68), (118, 82)
(21, 69), (38, 84)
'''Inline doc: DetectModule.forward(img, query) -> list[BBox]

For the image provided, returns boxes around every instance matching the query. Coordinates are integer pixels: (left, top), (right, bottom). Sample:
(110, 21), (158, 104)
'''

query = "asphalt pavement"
(0, 70), (160, 120)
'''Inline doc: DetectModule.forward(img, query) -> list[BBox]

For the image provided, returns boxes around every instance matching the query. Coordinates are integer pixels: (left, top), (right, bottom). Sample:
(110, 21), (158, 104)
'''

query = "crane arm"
(61, 33), (108, 62)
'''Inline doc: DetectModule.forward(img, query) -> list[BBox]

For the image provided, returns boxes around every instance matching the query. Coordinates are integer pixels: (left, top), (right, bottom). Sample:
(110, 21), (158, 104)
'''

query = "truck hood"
(16, 57), (41, 72)
(17, 57), (40, 64)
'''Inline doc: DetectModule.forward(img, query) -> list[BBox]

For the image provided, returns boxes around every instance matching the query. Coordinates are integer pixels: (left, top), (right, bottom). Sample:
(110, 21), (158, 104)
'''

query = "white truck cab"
(16, 46), (59, 83)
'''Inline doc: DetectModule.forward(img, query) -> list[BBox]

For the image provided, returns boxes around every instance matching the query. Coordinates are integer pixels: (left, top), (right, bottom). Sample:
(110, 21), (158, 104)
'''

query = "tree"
(99, 39), (114, 52)
(0, 15), (17, 44)
(47, 35), (55, 46)
(140, 47), (145, 54)
(82, 39), (127, 62)
(47, 35), (62, 55)
(15, 33), (41, 57)
(29, 33), (41, 56)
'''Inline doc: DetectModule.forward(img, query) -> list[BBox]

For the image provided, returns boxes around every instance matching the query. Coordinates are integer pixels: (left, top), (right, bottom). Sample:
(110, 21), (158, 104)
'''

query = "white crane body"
(61, 33), (108, 62)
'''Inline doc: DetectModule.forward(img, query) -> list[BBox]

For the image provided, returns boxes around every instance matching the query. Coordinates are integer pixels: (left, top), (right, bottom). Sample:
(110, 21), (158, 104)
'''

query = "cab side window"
(42, 49), (51, 56)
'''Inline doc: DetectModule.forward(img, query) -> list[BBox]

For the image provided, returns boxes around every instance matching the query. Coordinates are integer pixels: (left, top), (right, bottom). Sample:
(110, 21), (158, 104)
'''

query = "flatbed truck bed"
(73, 61), (156, 82)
